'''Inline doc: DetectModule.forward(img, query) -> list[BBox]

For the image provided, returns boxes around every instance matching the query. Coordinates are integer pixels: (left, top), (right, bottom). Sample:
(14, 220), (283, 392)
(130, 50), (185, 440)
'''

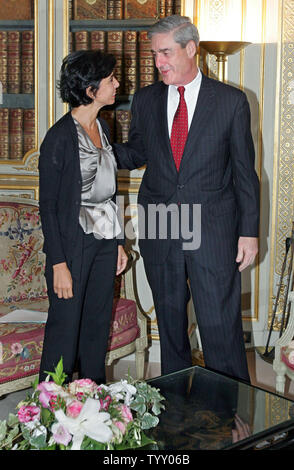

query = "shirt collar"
(169, 68), (202, 95)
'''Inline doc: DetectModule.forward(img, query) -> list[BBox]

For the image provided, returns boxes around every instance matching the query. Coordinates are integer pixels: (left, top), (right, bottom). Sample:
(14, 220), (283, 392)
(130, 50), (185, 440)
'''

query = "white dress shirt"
(167, 69), (202, 137)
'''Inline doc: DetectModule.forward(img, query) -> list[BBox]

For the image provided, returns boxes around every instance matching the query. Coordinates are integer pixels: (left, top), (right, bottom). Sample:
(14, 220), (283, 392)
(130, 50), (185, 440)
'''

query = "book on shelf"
(0, 107), (35, 160)
(165, 0), (174, 16)
(175, 0), (182, 14)
(124, 31), (137, 95)
(139, 31), (155, 88)
(159, 0), (165, 17)
(90, 30), (106, 50)
(116, 110), (131, 144)
(9, 108), (23, 160)
(0, 108), (9, 160)
(71, 0), (181, 20)
(73, 0), (107, 20)
(21, 30), (34, 94)
(107, 31), (123, 94)
(107, 0), (123, 19)
(7, 31), (21, 94)
(23, 109), (35, 155)
(124, 0), (159, 19)
(0, 0), (33, 20)
(74, 31), (89, 50)
(0, 31), (7, 95)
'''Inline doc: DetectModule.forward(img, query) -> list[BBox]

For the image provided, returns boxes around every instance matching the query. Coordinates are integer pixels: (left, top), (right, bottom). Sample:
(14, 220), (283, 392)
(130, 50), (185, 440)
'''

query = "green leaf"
(41, 408), (54, 427)
(80, 437), (107, 450)
(130, 396), (146, 415)
(7, 414), (19, 428)
(115, 432), (156, 450)
(141, 412), (159, 430)
(31, 375), (39, 390)
(44, 357), (67, 385)
(0, 421), (7, 442)
(30, 433), (47, 449)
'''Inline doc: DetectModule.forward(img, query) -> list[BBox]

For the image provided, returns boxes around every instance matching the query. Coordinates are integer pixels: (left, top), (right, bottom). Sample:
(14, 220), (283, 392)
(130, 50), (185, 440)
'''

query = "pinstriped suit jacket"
(114, 73), (260, 266)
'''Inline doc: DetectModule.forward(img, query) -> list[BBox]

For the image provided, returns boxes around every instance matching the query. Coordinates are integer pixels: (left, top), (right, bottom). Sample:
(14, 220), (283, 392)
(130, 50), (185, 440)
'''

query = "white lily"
(108, 380), (137, 406)
(54, 397), (113, 450)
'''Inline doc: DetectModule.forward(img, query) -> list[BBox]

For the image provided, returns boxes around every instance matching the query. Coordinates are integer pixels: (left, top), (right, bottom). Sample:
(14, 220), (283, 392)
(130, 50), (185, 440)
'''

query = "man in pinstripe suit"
(114, 16), (259, 382)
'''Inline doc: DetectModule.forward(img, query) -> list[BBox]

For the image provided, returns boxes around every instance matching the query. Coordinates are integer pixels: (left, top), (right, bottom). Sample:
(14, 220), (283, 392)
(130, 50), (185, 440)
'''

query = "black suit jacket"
(38, 112), (121, 267)
(114, 74), (260, 266)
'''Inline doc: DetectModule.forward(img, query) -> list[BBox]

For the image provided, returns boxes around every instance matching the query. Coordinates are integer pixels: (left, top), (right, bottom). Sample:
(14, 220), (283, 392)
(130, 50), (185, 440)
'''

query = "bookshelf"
(0, 0), (182, 199)
(0, 18), (35, 162)
(68, 1), (182, 145)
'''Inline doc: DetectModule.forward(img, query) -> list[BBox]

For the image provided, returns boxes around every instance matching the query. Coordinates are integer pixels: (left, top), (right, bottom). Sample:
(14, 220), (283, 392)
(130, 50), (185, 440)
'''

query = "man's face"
(151, 31), (197, 86)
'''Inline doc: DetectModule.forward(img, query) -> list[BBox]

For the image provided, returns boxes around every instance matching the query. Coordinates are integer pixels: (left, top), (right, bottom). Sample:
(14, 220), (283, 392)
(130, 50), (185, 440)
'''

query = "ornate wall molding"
(269, 0), (294, 328)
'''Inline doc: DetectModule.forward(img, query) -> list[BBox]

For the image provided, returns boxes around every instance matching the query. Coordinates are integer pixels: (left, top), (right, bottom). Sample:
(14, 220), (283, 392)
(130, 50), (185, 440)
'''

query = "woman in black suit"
(38, 50), (128, 384)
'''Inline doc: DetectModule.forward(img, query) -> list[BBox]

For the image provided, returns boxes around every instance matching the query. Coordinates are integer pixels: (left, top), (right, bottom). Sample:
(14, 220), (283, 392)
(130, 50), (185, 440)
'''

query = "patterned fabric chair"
(273, 291), (294, 394)
(0, 196), (147, 397)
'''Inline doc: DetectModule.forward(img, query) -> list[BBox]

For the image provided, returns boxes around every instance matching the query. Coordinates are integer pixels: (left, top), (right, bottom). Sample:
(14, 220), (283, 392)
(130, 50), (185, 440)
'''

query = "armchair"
(273, 291), (294, 394)
(0, 196), (148, 397)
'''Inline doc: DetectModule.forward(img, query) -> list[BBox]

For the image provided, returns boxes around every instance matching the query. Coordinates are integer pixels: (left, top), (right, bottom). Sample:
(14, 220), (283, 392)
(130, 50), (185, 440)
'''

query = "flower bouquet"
(0, 359), (165, 450)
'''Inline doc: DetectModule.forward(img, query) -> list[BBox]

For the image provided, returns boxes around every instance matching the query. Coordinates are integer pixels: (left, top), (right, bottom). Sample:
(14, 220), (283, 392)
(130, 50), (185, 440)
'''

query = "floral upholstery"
(108, 299), (139, 351)
(0, 200), (47, 306)
(0, 197), (145, 395)
(281, 342), (294, 370)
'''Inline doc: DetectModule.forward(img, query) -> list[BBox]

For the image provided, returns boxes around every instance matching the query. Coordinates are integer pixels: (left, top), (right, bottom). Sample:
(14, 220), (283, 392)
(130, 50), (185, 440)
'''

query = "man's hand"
(116, 245), (128, 276)
(236, 236), (258, 272)
(53, 262), (73, 299)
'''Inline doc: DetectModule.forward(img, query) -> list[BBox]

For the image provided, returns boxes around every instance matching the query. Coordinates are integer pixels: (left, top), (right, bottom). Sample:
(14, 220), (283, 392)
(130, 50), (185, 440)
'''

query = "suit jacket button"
(177, 184), (184, 189)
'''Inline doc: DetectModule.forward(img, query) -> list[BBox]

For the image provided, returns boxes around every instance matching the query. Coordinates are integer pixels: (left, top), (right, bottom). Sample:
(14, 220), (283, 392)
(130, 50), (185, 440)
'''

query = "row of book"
(0, 107), (130, 161)
(71, 30), (157, 94)
(0, 108), (35, 160)
(100, 109), (131, 144)
(0, 31), (34, 95)
(70, 0), (181, 20)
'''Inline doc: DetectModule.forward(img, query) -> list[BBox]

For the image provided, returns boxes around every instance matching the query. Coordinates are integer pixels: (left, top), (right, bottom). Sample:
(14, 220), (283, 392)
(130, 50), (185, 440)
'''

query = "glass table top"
(147, 366), (294, 450)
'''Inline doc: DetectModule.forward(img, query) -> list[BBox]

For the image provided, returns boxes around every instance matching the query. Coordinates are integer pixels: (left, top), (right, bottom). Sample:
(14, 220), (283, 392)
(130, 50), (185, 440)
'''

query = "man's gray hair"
(148, 15), (200, 48)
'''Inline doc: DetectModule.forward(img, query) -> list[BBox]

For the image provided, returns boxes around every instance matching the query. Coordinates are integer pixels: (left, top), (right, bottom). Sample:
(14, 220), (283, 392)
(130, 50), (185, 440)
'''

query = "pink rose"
(68, 378), (98, 396)
(66, 400), (83, 418)
(37, 381), (65, 409)
(18, 405), (40, 423)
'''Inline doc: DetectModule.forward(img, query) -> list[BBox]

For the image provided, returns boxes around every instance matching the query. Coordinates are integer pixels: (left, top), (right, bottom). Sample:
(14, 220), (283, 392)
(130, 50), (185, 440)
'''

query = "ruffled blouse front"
(73, 117), (121, 240)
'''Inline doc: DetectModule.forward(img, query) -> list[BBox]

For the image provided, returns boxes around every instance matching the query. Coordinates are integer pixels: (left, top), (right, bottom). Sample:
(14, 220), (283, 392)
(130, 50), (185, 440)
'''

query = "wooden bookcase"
(0, 0), (182, 199)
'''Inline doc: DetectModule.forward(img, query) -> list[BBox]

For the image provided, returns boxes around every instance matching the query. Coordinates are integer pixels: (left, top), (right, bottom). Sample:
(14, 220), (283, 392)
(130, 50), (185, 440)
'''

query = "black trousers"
(39, 227), (117, 383)
(143, 239), (250, 383)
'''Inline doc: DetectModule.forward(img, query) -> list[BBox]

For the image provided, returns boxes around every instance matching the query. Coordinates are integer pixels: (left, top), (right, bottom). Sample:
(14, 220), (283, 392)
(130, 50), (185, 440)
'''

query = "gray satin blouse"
(73, 117), (121, 240)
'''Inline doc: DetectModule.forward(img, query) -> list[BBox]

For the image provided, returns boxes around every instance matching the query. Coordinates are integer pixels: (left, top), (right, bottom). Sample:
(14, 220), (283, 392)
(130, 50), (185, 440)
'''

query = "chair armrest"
(123, 249), (147, 336)
(274, 291), (294, 359)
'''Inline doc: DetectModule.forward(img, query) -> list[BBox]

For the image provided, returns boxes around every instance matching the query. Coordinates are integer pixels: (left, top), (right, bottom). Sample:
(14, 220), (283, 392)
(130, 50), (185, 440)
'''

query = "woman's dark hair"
(58, 50), (116, 108)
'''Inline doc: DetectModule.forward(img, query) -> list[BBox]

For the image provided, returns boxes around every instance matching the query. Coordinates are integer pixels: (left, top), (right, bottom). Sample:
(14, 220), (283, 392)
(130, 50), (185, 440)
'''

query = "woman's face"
(92, 72), (119, 107)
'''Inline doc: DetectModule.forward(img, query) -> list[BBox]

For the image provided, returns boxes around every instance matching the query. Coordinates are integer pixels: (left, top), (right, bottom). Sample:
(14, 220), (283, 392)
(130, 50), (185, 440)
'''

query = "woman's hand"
(53, 262), (73, 299)
(116, 245), (128, 276)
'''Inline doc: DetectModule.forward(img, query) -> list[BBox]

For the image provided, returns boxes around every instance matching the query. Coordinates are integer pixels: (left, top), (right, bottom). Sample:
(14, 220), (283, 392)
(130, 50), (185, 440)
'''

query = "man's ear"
(186, 40), (197, 58)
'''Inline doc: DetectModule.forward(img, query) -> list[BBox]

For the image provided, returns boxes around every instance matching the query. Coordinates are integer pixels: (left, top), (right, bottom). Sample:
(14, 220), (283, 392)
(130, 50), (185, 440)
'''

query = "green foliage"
(130, 381), (165, 429)
(44, 357), (67, 385)
(0, 358), (166, 451)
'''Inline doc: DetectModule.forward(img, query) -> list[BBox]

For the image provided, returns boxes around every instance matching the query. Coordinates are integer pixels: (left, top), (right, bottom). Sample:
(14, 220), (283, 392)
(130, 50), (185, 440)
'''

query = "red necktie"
(170, 86), (188, 171)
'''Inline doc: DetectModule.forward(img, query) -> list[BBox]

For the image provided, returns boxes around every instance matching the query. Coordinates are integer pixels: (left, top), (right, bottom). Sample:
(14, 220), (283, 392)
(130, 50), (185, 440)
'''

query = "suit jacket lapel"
(179, 74), (215, 170)
(152, 83), (178, 174)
